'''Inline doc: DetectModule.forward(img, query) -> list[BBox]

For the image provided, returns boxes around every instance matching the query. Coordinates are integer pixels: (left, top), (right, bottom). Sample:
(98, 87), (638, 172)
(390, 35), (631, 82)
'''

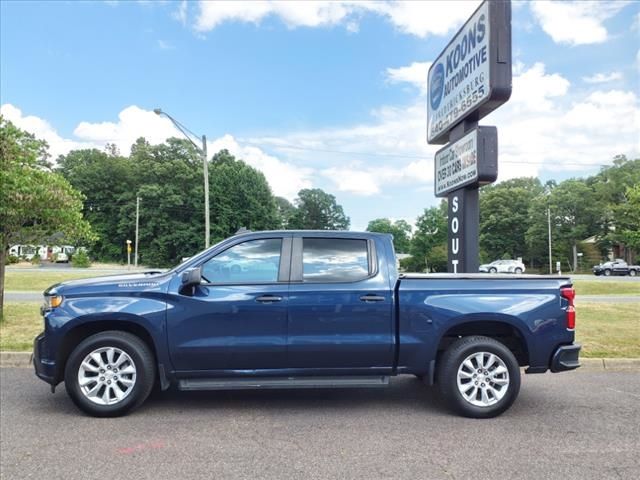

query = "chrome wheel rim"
(78, 347), (137, 405)
(457, 351), (509, 407)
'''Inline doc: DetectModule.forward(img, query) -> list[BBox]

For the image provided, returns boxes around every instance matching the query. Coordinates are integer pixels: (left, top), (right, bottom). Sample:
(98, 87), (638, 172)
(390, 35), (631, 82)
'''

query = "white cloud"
(193, 0), (480, 37)
(582, 71), (623, 84)
(0, 104), (94, 158)
(365, 1), (479, 38)
(208, 134), (312, 200)
(172, 0), (188, 26)
(386, 61), (431, 95)
(322, 167), (381, 195)
(194, 0), (352, 32)
(73, 105), (181, 153)
(250, 61), (639, 194)
(508, 62), (570, 112)
(1, 104), (311, 200)
(530, 1), (629, 45)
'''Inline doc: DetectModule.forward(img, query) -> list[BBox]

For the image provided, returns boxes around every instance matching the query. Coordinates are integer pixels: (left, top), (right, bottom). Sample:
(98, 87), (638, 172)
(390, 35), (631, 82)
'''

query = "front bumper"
(33, 333), (57, 385)
(550, 343), (581, 372)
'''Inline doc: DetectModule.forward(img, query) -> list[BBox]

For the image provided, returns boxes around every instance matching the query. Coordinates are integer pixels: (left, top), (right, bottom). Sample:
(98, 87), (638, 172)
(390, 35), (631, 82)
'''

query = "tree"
(480, 178), (544, 262)
(366, 218), (412, 253)
(208, 149), (279, 242)
(58, 143), (281, 267)
(274, 196), (296, 228)
(288, 188), (350, 230)
(57, 147), (136, 261)
(614, 184), (640, 253)
(526, 178), (600, 272)
(407, 203), (447, 272)
(0, 117), (95, 317)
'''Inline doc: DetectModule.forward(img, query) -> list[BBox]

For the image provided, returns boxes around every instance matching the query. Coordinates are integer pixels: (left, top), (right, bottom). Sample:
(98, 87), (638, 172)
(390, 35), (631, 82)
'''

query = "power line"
(246, 141), (614, 168)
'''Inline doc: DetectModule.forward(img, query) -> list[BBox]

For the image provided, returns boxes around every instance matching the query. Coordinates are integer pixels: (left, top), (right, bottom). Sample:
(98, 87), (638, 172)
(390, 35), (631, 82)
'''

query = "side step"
(178, 375), (390, 391)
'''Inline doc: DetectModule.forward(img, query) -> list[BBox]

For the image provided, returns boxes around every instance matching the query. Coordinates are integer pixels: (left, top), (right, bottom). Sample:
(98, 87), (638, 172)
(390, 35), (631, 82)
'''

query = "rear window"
(302, 238), (369, 282)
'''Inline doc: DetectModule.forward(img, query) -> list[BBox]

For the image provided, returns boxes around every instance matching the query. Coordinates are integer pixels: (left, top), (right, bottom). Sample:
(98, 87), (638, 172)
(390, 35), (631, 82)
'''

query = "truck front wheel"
(437, 336), (521, 418)
(64, 331), (156, 417)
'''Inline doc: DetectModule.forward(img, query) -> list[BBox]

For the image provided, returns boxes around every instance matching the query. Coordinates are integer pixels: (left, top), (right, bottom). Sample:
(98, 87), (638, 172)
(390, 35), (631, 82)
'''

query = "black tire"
(514, 267), (523, 274)
(629, 269), (637, 277)
(489, 267), (497, 274)
(437, 336), (521, 418)
(604, 269), (612, 276)
(64, 331), (156, 417)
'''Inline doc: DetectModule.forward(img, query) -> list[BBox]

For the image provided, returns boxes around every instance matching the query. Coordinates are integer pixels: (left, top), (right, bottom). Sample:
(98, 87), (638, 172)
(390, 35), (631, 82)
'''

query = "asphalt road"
(1, 369), (638, 480)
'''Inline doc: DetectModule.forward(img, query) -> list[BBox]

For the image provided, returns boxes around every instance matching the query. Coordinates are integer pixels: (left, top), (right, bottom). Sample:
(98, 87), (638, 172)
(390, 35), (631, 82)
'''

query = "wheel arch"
(55, 318), (160, 384)
(435, 316), (531, 368)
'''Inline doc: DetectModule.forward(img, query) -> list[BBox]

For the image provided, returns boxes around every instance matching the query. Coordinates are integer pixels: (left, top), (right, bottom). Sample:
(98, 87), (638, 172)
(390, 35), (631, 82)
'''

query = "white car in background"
(479, 259), (526, 274)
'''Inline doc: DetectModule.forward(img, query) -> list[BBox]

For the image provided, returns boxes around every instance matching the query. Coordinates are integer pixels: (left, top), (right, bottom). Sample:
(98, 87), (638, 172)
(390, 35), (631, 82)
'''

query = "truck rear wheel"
(437, 336), (520, 418)
(64, 331), (156, 417)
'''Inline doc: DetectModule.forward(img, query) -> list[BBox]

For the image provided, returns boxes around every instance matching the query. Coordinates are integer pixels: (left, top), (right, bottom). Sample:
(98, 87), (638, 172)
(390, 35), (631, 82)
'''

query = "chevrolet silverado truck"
(34, 230), (580, 418)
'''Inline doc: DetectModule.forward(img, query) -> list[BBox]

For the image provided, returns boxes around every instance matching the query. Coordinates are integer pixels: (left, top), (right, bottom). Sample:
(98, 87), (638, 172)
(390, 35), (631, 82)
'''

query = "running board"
(178, 375), (390, 391)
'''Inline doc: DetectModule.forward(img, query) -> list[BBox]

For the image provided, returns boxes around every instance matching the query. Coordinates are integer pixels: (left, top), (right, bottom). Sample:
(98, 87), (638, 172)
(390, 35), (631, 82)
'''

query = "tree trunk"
(0, 245), (6, 320)
(572, 243), (578, 273)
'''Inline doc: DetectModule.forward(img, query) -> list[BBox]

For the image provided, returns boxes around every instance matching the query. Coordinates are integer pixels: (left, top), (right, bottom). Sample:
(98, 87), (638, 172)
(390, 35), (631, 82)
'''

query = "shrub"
(5, 255), (20, 265)
(72, 250), (91, 268)
(30, 254), (41, 265)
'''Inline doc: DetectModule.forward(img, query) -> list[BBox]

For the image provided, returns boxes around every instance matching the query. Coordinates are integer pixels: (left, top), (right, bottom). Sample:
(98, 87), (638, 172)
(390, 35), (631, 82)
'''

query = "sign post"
(126, 239), (132, 270)
(427, 0), (511, 273)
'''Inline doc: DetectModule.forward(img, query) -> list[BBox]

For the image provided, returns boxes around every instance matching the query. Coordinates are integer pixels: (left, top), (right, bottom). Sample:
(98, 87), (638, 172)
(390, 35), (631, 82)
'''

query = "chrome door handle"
(255, 295), (283, 303)
(359, 294), (386, 302)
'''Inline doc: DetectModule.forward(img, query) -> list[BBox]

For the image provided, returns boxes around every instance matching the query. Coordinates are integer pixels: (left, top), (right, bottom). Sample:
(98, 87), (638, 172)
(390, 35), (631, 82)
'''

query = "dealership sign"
(434, 126), (497, 197)
(427, 0), (511, 274)
(427, 0), (512, 145)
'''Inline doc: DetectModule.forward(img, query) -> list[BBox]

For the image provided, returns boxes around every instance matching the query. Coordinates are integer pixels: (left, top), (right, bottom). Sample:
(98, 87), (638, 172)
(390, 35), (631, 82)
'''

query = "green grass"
(5, 271), (104, 292)
(572, 280), (640, 296)
(1, 301), (638, 358)
(0, 302), (42, 351)
(576, 303), (640, 358)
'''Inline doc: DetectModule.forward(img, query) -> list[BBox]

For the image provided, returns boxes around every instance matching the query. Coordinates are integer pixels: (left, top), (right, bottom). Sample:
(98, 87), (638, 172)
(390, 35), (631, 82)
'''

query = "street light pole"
(154, 108), (210, 248)
(201, 134), (210, 249)
(134, 195), (140, 267)
(547, 207), (552, 275)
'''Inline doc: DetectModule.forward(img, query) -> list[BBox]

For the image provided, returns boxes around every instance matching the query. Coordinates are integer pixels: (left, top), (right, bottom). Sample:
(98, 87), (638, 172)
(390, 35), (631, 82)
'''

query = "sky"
(1, 0), (639, 231)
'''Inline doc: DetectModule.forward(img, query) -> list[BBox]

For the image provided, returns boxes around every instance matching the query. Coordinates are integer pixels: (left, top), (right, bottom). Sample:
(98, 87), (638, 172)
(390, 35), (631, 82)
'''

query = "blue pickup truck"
(34, 230), (580, 418)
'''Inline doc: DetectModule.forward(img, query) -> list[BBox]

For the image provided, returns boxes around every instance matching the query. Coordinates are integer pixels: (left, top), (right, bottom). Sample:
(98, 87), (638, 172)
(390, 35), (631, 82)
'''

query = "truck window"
(302, 238), (369, 282)
(202, 238), (282, 284)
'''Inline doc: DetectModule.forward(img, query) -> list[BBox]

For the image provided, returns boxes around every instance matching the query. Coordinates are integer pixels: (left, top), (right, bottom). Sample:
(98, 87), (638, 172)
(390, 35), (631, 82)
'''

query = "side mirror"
(181, 267), (202, 288)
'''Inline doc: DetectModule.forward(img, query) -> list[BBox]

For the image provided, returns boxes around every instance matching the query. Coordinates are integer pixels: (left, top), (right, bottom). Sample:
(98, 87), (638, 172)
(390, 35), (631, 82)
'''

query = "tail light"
(561, 287), (576, 330)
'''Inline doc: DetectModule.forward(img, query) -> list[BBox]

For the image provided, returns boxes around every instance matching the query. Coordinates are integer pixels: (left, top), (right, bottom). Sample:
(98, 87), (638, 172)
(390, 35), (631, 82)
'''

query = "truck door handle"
(359, 294), (386, 303)
(255, 295), (283, 303)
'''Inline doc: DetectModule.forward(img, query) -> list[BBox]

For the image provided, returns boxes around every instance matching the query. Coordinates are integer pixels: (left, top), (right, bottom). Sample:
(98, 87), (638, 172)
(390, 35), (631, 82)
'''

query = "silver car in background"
(479, 259), (526, 274)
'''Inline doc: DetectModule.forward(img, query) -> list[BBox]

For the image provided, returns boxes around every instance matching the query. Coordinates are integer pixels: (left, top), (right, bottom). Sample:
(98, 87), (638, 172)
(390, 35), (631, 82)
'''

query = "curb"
(1, 352), (32, 368)
(2, 351), (639, 370)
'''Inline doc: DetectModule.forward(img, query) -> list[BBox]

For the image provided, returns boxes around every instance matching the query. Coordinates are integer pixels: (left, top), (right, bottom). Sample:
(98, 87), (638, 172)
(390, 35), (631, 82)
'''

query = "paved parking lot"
(1, 368), (638, 479)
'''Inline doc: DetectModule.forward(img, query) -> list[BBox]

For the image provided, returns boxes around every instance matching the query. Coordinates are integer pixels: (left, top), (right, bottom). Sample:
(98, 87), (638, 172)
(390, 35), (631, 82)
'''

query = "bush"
(5, 255), (20, 265)
(30, 254), (41, 265)
(72, 250), (91, 268)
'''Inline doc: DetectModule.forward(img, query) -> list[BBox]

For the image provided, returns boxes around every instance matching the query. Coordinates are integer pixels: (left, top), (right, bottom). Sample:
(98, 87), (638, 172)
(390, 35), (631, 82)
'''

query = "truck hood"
(44, 271), (169, 295)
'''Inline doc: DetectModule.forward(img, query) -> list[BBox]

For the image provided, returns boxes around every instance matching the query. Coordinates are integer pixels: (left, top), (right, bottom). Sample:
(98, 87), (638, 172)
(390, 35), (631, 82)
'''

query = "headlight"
(44, 295), (64, 309)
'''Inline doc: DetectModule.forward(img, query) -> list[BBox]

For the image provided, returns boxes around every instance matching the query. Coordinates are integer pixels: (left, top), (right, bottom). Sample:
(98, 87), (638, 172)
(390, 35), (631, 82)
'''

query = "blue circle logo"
(429, 63), (445, 111)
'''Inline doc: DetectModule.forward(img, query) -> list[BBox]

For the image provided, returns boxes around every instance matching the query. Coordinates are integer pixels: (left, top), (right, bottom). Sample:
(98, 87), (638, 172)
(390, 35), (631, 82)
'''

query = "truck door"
(166, 236), (291, 372)
(287, 235), (394, 370)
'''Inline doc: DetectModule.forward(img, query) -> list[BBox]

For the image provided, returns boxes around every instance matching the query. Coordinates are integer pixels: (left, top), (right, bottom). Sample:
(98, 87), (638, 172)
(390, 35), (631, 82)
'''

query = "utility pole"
(134, 196), (140, 267)
(547, 207), (552, 275)
(202, 135), (210, 248)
